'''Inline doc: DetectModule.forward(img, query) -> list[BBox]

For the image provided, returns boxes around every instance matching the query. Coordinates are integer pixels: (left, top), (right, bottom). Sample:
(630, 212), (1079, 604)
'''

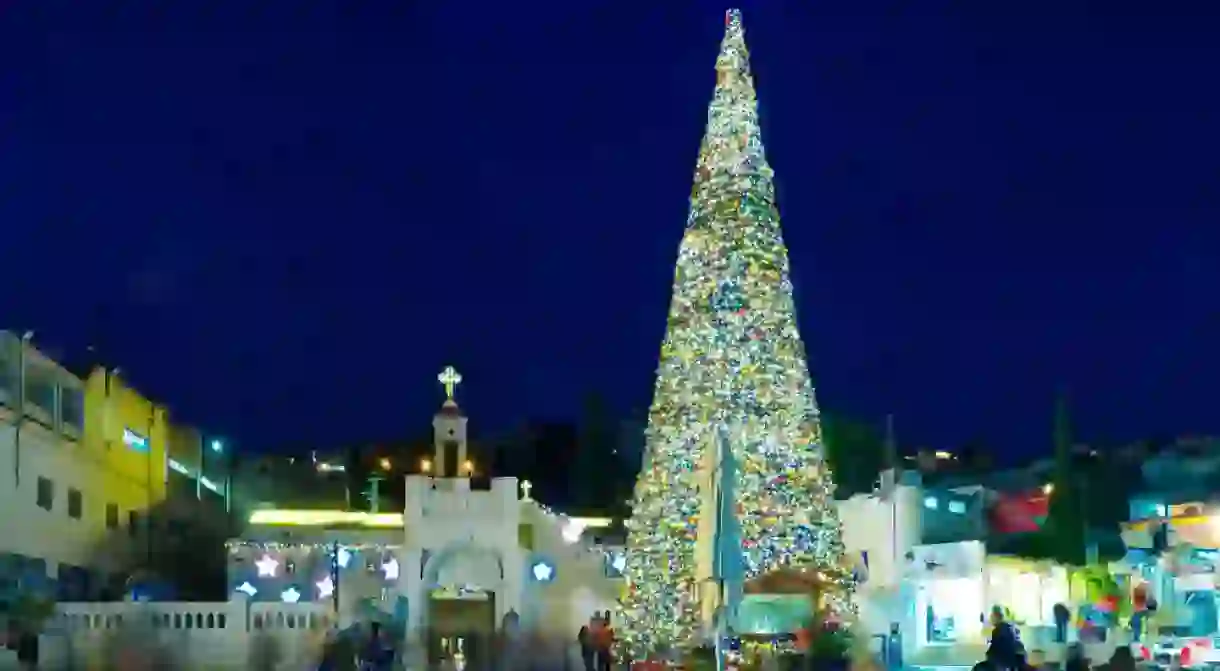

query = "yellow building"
(81, 368), (169, 534)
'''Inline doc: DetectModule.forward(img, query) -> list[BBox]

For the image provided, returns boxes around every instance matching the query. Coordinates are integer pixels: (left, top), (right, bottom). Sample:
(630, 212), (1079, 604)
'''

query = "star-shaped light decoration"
(255, 554), (279, 577)
(280, 587), (301, 603)
(236, 581), (258, 597)
(382, 557), (399, 581)
(531, 560), (555, 582)
(611, 553), (627, 573)
(316, 576), (334, 599)
(336, 547), (352, 568)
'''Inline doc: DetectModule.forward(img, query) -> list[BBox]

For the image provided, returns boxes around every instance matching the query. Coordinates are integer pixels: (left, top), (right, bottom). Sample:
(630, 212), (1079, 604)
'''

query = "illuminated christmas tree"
(616, 9), (853, 659)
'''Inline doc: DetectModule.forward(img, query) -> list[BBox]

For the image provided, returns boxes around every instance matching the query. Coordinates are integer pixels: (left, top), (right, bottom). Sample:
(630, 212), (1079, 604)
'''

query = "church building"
(227, 367), (624, 667)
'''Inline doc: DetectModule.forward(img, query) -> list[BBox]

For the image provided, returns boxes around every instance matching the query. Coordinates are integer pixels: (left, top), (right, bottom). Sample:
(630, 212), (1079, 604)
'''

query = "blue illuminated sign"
(123, 428), (148, 451)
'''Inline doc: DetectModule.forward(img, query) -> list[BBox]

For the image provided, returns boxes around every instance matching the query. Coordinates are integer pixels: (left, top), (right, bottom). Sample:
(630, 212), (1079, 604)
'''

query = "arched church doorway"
(422, 543), (505, 671)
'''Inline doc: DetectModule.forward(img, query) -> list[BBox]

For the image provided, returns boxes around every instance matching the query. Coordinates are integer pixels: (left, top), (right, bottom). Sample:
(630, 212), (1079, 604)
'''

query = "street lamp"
(420, 458), (432, 473)
(210, 439), (223, 453)
(379, 457), (392, 471)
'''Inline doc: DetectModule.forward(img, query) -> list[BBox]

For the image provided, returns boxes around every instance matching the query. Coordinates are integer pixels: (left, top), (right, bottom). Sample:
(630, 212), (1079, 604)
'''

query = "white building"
(221, 370), (622, 668)
(0, 331), (110, 601)
(835, 471), (1080, 665)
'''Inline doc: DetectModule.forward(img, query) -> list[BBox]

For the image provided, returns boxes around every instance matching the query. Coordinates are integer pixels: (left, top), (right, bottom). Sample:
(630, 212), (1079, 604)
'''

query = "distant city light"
(247, 508), (614, 529)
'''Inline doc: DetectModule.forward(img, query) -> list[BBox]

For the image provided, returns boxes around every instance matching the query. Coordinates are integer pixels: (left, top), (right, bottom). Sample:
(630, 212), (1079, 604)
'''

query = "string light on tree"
(615, 8), (855, 660)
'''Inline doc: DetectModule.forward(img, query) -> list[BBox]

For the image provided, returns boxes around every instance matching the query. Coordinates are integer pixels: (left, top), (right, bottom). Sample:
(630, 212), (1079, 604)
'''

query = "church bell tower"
(431, 366), (469, 478)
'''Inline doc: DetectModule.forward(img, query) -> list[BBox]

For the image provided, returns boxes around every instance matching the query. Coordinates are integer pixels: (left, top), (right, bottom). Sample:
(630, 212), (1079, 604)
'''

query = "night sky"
(2, 2), (1217, 459)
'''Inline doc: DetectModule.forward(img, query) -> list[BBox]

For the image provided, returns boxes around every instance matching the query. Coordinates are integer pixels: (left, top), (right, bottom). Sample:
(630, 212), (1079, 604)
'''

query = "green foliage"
(573, 393), (631, 512)
(685, 644), (718, 671)
(807, 625), (853, 661)
(821, 414), (886, 498)
(1044, 392), (1087, 566)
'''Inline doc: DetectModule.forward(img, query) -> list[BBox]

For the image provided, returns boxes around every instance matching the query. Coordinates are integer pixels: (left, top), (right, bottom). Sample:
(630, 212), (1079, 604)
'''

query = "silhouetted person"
(578, 624), (595, 671)
(1064, 643), (1089, 671)
(361, 622), (392, 670)
(986, 606), (1021, 671)
(594, 612), (614, 671)
(1106, 646), (1136, 671)
(1053, 603), (1070, 644)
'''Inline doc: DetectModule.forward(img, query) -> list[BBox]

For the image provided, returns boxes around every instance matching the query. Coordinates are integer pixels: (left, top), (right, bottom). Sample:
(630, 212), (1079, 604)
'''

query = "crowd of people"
(979, 606), (1139, 671)
(314, 620), (396, 671)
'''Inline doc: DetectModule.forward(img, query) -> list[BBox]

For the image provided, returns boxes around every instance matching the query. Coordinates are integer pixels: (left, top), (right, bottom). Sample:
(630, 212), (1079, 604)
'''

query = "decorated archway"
(422, 542), (505, 591)
(420, 543), (507, 667)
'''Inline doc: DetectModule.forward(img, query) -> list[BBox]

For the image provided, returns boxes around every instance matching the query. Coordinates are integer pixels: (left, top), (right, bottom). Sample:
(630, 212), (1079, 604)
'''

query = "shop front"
(984, 557), (1069, 645)
(907, 541), (987, 648)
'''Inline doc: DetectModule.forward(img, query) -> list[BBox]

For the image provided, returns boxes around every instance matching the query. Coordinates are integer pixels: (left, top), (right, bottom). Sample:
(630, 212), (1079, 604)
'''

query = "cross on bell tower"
(431, 365), (469, 478)
(438, 366), (462, 401)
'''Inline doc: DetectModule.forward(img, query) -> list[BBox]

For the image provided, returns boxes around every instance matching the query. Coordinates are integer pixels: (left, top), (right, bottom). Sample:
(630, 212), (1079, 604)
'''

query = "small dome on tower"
(439, 399), (462, 416)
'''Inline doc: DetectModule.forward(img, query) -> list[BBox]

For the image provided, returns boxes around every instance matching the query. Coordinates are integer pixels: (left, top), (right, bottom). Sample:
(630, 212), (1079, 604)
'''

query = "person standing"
(1052, 603), (1070, 644)
(985, 606), (1021, 671)
(595, 612), (614, 671)
(578, 622), (596, 671)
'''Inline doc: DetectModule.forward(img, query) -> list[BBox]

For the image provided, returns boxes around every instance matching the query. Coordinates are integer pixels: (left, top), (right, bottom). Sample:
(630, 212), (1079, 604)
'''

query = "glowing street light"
(379, 458), (392, 471)
(420, 458), (432, 473)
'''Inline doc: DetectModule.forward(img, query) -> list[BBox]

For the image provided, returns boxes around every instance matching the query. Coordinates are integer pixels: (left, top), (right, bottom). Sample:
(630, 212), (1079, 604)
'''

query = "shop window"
(67, 488), (82, 519)
(105, 504), (119, 529)
(36, 477), (53, 510)
(916, 577), (984, 646)
(947, 500), (967, 514)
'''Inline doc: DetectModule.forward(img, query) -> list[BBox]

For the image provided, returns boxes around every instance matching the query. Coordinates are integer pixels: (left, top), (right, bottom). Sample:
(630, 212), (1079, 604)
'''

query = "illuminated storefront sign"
(123, 428), (149, 451)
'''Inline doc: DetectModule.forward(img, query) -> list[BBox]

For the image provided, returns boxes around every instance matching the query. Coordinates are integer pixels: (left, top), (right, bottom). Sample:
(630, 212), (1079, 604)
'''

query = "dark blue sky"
(2, 2), (1217, 457)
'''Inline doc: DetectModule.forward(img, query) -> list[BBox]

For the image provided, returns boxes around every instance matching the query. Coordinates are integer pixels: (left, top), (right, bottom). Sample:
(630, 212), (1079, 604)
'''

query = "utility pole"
(12, 331), (32, 488)
(884, 414), (899, 577)
(884, 414), (898, 471)
(147, 404), (155, 566)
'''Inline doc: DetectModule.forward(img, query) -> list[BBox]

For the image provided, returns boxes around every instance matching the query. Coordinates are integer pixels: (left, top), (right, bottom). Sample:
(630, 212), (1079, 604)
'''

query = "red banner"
(989, 492), (1049, 534)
